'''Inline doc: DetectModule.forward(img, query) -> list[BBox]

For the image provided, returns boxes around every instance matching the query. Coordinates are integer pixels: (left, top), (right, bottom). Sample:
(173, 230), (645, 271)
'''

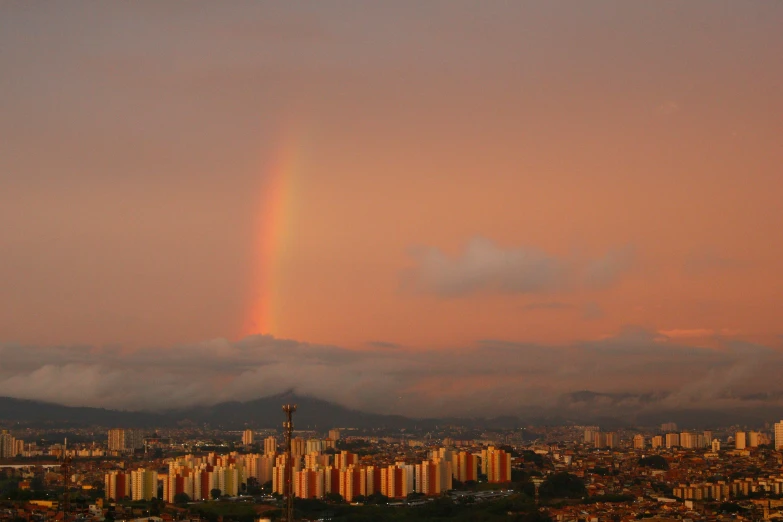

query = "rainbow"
(244, 123), (307, 338)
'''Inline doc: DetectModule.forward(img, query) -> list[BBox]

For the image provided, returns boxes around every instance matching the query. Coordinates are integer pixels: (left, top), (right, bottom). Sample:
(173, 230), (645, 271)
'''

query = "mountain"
(0, 397), (165, 428)
(0, 394), (429, 430)
(173, 392), (427, 430)
(1, 392), (781, 431)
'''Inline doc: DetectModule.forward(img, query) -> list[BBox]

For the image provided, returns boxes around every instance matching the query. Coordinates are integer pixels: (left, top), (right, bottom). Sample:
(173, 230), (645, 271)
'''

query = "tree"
(324, 492), (343, 503)
(366, 491), (389, 504)
(173, 492), (190, 504)
(245, 477), (261, 495)
(638, 455), (668, 470)
(539, 473), (586, 499)
(210, 488), (222, 500)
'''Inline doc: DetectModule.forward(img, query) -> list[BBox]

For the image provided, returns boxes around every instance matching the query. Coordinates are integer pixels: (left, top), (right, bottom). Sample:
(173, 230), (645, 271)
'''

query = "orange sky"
(1, 2), (782, 352)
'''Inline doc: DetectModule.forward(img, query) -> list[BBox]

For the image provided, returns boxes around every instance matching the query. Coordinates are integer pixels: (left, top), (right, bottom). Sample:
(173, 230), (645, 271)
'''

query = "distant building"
(633, 434), (645, 449)
(775, 421), (783, 450)
(748, 430), (760, 448)
(328, 429), (341, 441)
(665, 433), (680, 448)
(482, 446), (511, 483)
(415, 459), (450, 495)
(735, 431), (746, 450)
(661, 422), (678, 432)
(242, 429), (254, 446)
(0, 430), (18, 458)
(264, 436), (277, 456)
(292, 437), (306, 457)
(452, 451), (478, 482)
(108, 429), (144, 453)
(584, 427), (599, 444)
(105, 471), (131, 500)
(680, 432), (707, 449)
(594, 431), (617, 449)
(131, 468), (157, 501)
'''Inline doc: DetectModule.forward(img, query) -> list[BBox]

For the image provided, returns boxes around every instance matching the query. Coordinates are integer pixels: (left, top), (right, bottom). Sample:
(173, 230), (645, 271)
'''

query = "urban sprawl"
(1, 418), (783, 521)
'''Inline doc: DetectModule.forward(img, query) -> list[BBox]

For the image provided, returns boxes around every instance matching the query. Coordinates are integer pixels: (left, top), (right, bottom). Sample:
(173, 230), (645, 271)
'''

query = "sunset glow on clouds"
(1, 2), (782, 414)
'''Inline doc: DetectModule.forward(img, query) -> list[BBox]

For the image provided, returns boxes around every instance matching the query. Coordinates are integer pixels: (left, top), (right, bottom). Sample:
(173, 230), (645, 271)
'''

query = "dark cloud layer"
(1, 329), (781, 419)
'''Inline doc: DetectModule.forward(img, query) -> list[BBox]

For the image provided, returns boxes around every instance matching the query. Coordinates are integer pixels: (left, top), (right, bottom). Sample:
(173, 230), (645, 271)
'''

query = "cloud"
(582, 302), (604, 320)
(659, 328), (716, 339)
(656, 100), (680, 116)
(404, 237), (634, 297)
(365, 341), (401, 349)
(522, 301), (574, 311)
(684, 250), (745, 276)
(1, 328), (782, 419)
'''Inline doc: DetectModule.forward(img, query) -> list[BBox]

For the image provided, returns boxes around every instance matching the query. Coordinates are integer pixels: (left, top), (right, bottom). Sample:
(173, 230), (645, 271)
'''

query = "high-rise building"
(242, 430), (254, 446)
(451, 451), (478, 482)
(661, 422), (678, 432)
(381, 464), (414, 498)
(665, 433), (680, 448)
(680, 432), (706, 449)
(415, 459), (451, 495)
(108, 429), (144, 453)
(131, 468), (157, 501)
(633, 434), (645, 449)
(105, 471), (131, 500)
(711, 439), (721, 452)
(335, 451), (358, 470)
(775, 421), (783, 450)
(306, 439), (325, 454)
(594, 431), (617, 449)
(748, 431), (760, 448)
(328, 429), (341, 441)
(0, 431), (17, 458)
(735, 431), (746, 450)
(264, 436), (277, 456)
(482, 447), (511, 483)
(337, 467), (360, 501)
(651, 435), (663, 449)
(584, 427), (599, 444)
(292, 437), (306, 457)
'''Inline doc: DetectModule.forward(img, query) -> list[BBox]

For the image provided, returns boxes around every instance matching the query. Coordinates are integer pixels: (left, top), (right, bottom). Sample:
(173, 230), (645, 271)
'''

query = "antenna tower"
(61, 453), (72, 521)
(282, 404), (297, 522)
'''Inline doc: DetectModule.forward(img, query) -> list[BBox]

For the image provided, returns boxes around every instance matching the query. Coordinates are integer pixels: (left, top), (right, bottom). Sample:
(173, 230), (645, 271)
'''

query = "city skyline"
(1, 3), (782, 416)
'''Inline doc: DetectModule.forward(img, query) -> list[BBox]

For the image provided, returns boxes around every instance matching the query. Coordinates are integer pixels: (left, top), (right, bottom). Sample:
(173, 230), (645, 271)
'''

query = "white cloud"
(404, 237), (634, 297)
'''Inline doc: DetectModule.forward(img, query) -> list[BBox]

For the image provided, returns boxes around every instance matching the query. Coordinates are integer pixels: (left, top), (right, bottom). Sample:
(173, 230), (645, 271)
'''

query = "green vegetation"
(539, 473), (586, 499)
(637, 455), (668, 470)
(188, 501), (258, 522)
(281, 494), (550, 522)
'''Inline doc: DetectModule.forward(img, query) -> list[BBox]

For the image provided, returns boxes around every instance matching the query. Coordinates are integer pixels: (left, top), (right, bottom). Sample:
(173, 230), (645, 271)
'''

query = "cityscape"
(1, 410), (783, 520)
(2, 2), (783, 521)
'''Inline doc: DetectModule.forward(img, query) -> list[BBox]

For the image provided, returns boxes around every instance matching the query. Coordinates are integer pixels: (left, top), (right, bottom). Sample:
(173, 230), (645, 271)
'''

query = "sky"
(1, 2), (782, 416)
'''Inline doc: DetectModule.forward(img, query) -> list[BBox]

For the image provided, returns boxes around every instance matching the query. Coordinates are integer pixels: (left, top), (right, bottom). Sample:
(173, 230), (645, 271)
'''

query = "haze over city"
(1, 2), (782, 417)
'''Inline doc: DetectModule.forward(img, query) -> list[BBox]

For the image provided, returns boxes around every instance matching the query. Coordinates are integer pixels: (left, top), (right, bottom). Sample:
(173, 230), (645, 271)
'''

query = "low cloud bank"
(1, 327), (782, 418)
